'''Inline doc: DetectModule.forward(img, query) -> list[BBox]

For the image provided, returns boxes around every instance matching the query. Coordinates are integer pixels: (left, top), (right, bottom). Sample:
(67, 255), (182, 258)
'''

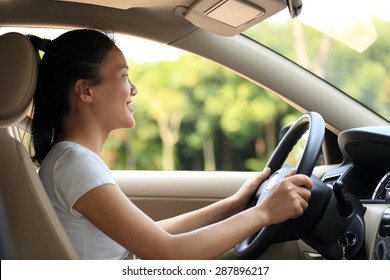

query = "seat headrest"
(0, 32), (37, 128)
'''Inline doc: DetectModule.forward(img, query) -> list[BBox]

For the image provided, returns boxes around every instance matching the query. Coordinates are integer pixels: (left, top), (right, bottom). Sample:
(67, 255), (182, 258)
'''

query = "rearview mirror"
(286, 0), (302, 18)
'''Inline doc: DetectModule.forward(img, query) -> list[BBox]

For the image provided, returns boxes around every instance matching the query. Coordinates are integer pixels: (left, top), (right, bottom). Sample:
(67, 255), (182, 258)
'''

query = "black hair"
(30, 29), (116, 164)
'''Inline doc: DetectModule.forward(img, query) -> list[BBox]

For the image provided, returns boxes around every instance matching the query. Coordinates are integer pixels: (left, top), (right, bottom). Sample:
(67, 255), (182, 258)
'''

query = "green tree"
(103, 52), (300, 171)
(132, 61), (191, 170)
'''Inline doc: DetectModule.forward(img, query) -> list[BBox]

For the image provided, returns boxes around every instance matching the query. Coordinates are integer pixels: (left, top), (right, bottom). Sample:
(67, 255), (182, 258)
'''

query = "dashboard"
(321, 126), (390, 260)
(321, 126), (390, 200)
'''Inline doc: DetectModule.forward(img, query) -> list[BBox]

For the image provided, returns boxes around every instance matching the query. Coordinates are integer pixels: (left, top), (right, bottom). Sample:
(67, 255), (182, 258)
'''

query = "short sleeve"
(53, 146), (117, 216)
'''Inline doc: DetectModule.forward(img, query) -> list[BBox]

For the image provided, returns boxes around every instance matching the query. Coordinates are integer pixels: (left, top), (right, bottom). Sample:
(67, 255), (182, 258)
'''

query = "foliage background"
(101, 18), (390, 171)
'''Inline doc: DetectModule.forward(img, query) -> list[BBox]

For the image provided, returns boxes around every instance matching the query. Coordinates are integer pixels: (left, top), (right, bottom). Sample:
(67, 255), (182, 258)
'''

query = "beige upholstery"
(0, 32), (79, 259)
(0, 33), (36, 128)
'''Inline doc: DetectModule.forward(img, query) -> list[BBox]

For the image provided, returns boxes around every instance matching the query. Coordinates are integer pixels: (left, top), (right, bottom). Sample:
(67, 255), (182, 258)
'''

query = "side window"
(1, 27), (301, 172)
(103, 36), (301, 172)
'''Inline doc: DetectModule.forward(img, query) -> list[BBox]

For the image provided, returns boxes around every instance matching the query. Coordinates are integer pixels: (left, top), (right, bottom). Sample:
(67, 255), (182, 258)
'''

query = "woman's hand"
(229, 167), (272, 213)
(256, 168), (313, 225)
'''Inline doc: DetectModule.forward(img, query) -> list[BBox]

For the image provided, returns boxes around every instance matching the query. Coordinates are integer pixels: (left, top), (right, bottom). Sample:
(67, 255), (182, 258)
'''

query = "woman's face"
(88, 46), (137, 132)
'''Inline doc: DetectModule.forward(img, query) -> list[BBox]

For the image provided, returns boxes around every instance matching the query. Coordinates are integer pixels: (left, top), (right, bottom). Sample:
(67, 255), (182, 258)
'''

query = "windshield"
(244, 0), (390, 121)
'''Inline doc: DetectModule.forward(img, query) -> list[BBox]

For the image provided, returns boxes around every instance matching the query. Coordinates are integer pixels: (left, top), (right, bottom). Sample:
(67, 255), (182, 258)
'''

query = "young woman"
(30, 29), (313, 260)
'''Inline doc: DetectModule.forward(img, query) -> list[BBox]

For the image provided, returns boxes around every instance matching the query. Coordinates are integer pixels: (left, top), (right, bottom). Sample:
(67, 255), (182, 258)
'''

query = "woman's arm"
(73, 168), (312, 260)
(157, 168), (272, 234)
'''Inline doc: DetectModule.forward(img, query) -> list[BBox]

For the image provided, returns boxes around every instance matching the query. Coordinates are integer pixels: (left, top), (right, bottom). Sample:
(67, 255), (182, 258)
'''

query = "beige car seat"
(0, 32), (78, 259)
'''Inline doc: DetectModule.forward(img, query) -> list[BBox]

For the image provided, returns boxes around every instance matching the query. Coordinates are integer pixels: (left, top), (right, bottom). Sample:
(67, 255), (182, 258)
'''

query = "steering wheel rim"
(234, 112), (325, 259)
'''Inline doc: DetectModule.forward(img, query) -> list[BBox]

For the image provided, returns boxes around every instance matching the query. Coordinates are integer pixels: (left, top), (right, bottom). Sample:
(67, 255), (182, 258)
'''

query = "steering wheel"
(235, 111), (327, 259)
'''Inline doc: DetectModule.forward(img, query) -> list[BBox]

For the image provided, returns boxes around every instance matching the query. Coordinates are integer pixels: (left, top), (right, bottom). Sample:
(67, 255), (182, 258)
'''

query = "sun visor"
(181, 0), (288, 36)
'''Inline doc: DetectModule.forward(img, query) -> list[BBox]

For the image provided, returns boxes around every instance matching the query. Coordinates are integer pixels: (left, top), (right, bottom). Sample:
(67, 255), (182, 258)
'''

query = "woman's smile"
(126, 101), (134, 113)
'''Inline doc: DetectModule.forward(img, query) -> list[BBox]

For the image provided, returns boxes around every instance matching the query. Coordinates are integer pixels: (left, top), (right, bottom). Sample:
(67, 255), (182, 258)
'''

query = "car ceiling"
(0, 0), (197, 44)
(0, 0), (288, 43)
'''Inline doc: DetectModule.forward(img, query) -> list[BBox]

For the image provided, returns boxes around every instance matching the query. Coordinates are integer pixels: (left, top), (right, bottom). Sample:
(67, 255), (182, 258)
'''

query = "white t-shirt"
(39, 141), (128, 260)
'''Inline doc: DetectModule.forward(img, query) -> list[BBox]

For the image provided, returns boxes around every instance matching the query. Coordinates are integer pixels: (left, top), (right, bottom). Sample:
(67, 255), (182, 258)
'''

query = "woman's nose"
(130, 81), (138, 96)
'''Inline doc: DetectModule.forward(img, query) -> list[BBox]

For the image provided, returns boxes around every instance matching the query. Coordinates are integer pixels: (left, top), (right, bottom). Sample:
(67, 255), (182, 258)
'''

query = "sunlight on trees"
(101, 16), (389, 171)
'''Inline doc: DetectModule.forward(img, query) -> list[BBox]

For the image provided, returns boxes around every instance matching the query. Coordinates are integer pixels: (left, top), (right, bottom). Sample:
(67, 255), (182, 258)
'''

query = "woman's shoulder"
(52, 141), (97, 159)
(44, 141), (115, 186)
(42, 141), (105, 172)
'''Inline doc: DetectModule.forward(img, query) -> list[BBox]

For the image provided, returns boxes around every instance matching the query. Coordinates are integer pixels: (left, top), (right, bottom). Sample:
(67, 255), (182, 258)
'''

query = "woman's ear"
(74, 79), (93, 103)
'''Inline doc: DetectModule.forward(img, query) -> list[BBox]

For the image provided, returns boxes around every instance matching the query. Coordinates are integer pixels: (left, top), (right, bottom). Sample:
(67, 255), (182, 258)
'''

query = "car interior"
(0, 0), (389, 261)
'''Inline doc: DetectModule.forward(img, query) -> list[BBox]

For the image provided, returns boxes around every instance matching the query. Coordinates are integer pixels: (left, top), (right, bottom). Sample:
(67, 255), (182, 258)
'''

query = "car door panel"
(113, 170), (251, 221)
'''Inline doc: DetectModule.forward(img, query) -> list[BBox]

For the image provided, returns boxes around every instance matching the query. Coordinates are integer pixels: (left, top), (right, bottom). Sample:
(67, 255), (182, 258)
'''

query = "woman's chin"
(127, 118), (136, 128)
